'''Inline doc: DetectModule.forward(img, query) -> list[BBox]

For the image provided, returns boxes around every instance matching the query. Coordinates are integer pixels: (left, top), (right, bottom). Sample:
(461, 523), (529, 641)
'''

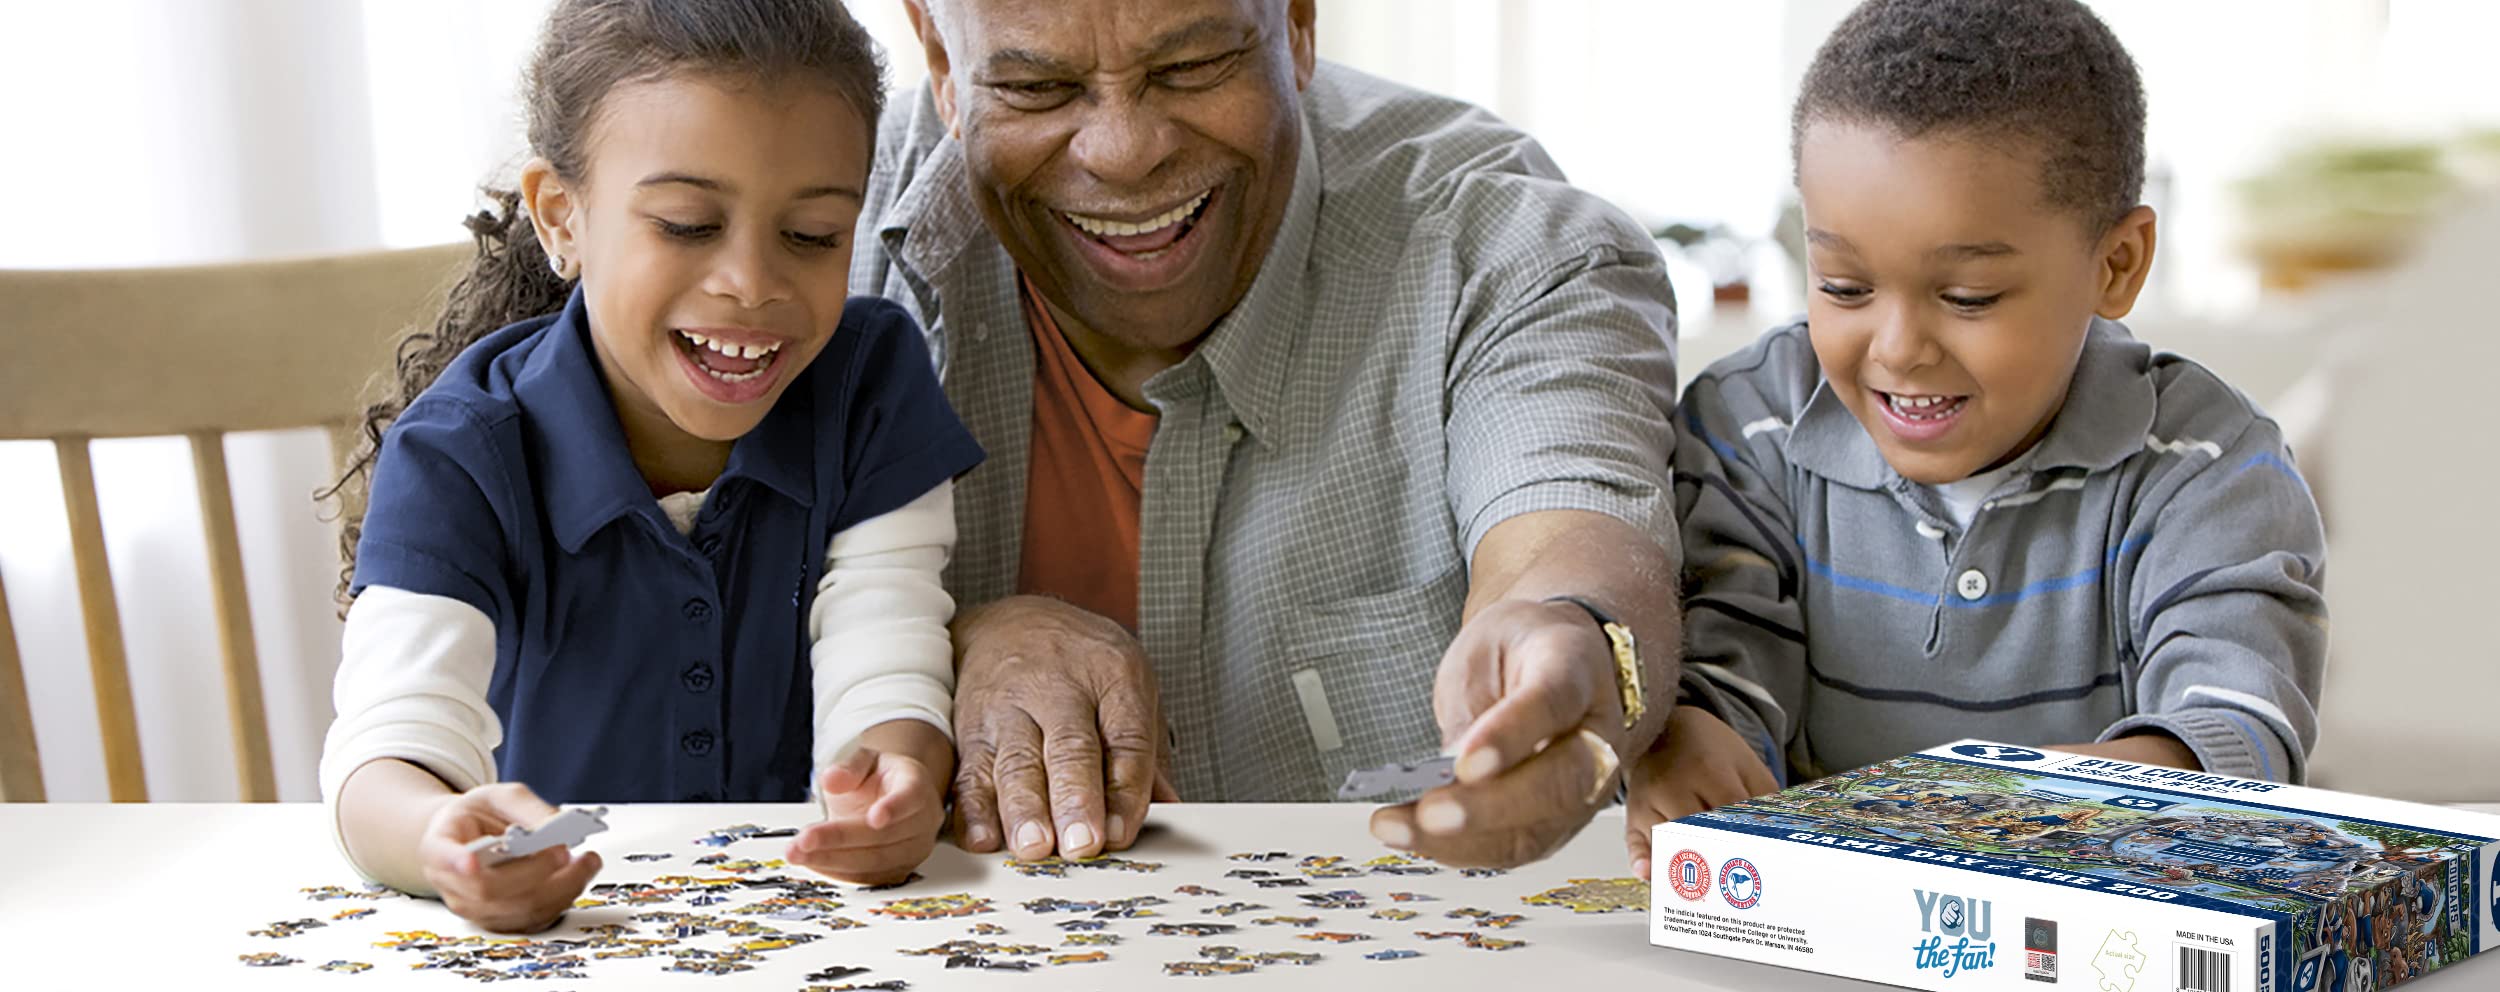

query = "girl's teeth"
(1887, 393), (1963, 420)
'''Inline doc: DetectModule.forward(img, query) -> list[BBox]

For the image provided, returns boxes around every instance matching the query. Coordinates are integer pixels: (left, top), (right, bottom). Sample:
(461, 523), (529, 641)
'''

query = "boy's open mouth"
(1881, 391), (1968, 423)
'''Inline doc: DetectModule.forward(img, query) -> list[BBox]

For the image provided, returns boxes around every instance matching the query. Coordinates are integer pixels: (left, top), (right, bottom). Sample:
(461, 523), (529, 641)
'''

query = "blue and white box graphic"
(1650, 740), (2498, 991)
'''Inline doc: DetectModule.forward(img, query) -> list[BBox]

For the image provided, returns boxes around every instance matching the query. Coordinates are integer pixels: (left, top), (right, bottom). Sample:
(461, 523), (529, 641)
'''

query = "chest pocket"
(1277, 564), (1467, 799)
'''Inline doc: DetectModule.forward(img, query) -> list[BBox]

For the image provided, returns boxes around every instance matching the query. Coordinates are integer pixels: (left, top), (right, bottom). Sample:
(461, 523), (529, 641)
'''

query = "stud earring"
(548, 254), (566, 278)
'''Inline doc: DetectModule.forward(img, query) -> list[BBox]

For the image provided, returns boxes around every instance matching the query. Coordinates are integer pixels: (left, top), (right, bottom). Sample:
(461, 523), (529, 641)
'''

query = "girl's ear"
(2093, 204), (2158, 321)
(520, 157), (583, 279)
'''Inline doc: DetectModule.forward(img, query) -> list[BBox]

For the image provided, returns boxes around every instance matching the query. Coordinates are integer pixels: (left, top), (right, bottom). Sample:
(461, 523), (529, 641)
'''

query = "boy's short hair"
(1794, 0), (2146, 230)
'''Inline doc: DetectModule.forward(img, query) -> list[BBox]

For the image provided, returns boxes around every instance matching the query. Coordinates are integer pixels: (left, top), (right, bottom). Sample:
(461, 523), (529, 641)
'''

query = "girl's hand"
(1624, 705), (1780, 880)
(789, 744), (946, 885)
(418, 782), (604, 933)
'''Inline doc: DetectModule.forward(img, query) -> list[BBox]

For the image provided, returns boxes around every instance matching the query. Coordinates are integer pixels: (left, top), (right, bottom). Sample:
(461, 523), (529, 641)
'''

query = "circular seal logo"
(1950, 744), (2047, 762)
(1666, 850), (1711, 902)
(1718, 857), (1763, 910)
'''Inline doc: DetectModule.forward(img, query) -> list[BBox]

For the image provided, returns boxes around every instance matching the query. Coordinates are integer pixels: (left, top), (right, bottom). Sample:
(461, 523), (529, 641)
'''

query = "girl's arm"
(807, 481), (961, 777)
(321, 585), (503, 891)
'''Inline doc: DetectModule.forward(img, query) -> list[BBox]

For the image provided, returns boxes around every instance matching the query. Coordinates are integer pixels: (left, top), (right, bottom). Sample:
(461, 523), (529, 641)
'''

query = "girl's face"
(1796, 120), (2153, 486)
(528, 73), (870, 457)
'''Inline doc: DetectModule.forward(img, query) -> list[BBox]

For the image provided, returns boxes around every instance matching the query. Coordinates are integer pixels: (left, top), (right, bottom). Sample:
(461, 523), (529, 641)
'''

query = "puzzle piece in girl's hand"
(1521, 877), (1650, 914)
(1337, 754), (1456, 799)
(468, 806), (609, 866)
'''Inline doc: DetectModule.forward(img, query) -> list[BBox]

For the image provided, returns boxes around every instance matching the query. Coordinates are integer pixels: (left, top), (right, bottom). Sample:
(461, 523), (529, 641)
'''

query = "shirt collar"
(516, 287), (816, 554)
(1168, 125), (1321, 442)
(1787, 316), (2156, 490)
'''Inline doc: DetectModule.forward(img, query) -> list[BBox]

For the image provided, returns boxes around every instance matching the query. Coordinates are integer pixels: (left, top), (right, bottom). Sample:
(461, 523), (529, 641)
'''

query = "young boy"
(1625, 0), (2328, 879)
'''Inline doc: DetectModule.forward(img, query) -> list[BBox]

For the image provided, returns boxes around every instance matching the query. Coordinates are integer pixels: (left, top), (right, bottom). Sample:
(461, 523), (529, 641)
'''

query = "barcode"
(2178, 946), (2231, 992)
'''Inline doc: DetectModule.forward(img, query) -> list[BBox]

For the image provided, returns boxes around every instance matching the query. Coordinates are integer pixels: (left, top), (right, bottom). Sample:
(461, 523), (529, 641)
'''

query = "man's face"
(914, 0), (1316, 352)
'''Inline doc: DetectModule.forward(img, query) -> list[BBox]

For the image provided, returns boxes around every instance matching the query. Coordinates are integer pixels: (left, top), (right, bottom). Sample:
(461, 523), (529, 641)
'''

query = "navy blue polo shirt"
(350, 289), (983, 803)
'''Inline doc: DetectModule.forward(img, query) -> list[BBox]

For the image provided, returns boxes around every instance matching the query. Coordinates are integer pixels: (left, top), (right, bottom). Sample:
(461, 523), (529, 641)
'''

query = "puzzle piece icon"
(2092, 929), (2144, 992)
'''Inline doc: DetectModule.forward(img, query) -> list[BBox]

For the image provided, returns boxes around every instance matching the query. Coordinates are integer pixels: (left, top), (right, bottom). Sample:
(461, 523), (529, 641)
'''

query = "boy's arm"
(1665, 382), (1812, 778)
(808, 481), (961, 782)
(2104, 418), (2328, 782)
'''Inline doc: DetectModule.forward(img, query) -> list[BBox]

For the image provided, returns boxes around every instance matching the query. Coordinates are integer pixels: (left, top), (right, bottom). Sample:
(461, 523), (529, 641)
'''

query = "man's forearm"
(1467, 509), (1680, 755)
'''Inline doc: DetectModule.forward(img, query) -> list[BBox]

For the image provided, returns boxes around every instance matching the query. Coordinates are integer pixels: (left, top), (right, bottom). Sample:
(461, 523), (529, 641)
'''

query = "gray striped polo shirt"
(1677, 319), (2326, 783)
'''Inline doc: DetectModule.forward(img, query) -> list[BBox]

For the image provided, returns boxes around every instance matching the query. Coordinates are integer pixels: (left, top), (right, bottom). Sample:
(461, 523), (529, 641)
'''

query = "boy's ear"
(518, 157), (581, 277)
(2093, 205), (2158, 320)
(902, 0), (960, 138)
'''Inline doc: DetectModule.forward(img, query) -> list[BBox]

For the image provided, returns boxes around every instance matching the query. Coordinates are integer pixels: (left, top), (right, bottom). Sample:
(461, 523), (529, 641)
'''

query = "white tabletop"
(2, 802), (2494, 989)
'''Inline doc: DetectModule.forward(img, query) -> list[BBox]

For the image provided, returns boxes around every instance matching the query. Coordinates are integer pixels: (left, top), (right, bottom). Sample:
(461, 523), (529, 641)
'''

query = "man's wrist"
(1542, 595), (1645, 731)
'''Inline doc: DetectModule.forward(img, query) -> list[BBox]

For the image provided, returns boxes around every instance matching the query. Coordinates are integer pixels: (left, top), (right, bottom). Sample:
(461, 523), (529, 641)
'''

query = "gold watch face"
(1605, 622), (1643, 728)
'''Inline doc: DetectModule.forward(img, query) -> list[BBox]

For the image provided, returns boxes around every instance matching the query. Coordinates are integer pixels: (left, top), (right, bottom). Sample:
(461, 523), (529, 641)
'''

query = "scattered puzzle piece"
(872, 893), (994, 920)
(1367, 948), (1422, 961)
(1166, 960), (1257, 976)
(238, 952), (300, 967)
(1050, 950), (1110, 965)
(1522, 877), (1648, 914)
(1371, 908), (1419, 921)
(316, 960), (370, 973)
(1150, 922), (1240, 937)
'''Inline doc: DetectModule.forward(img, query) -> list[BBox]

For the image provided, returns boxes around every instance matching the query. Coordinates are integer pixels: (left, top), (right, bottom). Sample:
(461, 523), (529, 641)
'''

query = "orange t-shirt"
(1016, 278), (1155, 632)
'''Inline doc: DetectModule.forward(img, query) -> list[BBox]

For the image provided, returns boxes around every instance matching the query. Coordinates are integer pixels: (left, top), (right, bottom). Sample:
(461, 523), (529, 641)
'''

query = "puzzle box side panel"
(1650, 820), (2273, 992)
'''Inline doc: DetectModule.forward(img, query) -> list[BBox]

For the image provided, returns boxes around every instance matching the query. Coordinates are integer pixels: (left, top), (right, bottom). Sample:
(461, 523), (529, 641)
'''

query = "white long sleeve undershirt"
(319, 481), (961, 823)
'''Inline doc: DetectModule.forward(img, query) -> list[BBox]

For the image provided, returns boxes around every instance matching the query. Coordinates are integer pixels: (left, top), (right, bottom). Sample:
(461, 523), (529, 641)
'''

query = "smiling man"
(853, 0), (1683, 869)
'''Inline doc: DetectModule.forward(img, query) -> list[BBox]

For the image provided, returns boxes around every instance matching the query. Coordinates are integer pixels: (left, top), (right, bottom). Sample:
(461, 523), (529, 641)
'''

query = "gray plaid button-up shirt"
(851, 63), (1679, 800)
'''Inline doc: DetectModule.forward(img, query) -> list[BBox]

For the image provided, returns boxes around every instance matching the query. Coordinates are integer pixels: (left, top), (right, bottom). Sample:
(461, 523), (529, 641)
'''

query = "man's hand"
(1368, 598), (1628, 867)
(1623, 705), (1780, 879)
(418, 783), (603, 934)
(789, 720), (953, 885)
(949, 596), (1177, 862)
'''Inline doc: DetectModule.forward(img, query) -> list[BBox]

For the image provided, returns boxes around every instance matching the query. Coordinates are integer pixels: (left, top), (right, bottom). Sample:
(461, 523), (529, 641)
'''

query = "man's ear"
(1287, 0), (1317, 89)
(519, 157), (582, 278)
(2094, 204), (2157, 320)
(903, 0), (961, 137)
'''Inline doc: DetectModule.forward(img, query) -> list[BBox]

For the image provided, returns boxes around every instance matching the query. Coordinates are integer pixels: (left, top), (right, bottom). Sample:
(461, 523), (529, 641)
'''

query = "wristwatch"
(1545, 595), (1645, 731)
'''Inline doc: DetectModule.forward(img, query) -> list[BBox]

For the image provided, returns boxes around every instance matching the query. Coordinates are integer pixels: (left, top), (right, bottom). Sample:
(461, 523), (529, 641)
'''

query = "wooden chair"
(0, 244), (468, 802)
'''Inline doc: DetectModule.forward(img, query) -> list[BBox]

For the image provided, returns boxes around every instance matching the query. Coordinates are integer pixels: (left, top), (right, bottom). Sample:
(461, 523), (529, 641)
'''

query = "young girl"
(318, 0), (982, 933)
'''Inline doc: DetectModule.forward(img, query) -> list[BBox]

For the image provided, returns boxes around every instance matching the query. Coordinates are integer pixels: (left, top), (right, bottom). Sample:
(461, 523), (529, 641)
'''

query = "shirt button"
(1223, 422), (1245, 444)
(681, 663), (715, 693)
(683, 598), (712, 621)
(1956, 569), (1990, 601)
(681, 730), (715, 756)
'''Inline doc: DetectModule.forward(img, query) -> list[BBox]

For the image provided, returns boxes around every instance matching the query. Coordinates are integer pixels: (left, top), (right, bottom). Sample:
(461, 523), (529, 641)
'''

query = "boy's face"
(1797, 121), (2154, 485)
(528, 74), (870, 450)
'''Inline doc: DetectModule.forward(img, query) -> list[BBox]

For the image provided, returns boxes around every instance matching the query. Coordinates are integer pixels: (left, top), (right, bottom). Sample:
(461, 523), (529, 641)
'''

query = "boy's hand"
(789, 745), (946, 885)
(418, 783), (603, 933)
(1624, 705), (1780, 880)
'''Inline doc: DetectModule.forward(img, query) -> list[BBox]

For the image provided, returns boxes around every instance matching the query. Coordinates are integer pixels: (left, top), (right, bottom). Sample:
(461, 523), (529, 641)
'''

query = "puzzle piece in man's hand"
(1337, 754), (1457, 800)
(466, 806), (609, 866)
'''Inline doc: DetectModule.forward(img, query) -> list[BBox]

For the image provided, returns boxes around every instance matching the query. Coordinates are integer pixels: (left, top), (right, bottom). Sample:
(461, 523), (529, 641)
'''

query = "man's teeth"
(1063, 192), (1208, 238)
(1887, 393), (1963, 420)
(679, 331), (782, 361)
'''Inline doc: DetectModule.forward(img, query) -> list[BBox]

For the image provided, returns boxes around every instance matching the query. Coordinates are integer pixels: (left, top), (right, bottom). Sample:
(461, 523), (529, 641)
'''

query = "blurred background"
(1, 0), (2494, 803)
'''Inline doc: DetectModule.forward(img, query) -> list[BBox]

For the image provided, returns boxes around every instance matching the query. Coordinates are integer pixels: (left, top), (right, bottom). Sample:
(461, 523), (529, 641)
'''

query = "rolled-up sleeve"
(1444, 248), (1680, 562)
